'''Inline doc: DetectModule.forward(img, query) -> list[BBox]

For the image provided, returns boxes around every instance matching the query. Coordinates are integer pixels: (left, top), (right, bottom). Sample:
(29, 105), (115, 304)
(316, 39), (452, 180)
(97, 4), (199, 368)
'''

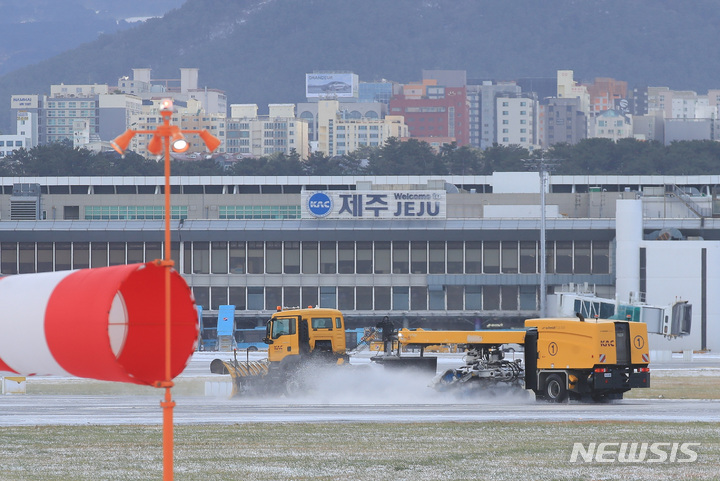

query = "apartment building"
(297, 101), (384, 144)
(467, 80), (522, 150)
(316, 100), (406, 157)
(495, 94), (538, 150)
(646, 87), (715, 119)
(225, 104), (309, 160)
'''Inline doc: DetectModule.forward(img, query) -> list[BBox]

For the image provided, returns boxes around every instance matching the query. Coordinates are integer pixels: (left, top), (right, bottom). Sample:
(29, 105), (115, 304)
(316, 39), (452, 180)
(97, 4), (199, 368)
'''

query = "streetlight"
(524, 154), (558, 318)
(110, 98), (221, 481)
(539, 166), (547, 317)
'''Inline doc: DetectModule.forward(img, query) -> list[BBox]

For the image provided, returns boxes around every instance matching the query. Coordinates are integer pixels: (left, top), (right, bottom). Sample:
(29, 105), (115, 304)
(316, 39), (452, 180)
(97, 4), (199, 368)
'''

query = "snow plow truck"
(210, 307), (650, 402)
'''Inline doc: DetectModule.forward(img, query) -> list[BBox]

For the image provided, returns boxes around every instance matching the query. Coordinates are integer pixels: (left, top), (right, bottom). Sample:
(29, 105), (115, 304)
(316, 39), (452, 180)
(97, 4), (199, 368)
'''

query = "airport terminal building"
(0, 173), (717, 351)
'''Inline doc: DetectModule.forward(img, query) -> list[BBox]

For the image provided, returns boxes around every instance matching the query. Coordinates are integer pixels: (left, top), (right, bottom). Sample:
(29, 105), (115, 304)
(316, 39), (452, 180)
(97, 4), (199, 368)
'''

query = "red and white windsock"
(0, 262), (198, 385)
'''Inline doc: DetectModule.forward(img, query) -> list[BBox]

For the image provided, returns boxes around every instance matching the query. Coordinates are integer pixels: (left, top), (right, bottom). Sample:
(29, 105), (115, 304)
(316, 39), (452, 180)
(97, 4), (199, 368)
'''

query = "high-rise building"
(466, 83), (482, 148)
(647, 87), (671, 118)
(541, 97), (587, 147)
(467, 80), (521, 150)
(495, 93), (539, 150)
(389, 80), (469, 146)
(629, 86), (649, 116)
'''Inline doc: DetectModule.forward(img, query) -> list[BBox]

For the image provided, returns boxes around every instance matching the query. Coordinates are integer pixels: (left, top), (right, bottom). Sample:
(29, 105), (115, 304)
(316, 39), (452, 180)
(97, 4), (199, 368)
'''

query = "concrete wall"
(642, 240), (720, 351)
(664, 119), (713, 145)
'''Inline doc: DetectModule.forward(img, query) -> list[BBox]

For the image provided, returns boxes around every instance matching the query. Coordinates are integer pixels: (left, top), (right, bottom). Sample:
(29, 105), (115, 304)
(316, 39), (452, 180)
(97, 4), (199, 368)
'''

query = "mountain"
(1, 0), (720, 134)
(0, 0), (185, 76)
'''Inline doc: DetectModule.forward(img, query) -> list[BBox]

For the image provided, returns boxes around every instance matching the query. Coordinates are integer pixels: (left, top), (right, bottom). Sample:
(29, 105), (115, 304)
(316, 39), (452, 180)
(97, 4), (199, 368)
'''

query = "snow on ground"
(186, 349), (720, 378)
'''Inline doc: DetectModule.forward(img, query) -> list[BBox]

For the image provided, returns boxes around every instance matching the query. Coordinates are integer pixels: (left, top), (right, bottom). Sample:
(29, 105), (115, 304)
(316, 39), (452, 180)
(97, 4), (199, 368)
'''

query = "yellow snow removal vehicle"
(374, 313), (650, 402)
(211, 308), (651, 402)
(210, 307), (348, 396)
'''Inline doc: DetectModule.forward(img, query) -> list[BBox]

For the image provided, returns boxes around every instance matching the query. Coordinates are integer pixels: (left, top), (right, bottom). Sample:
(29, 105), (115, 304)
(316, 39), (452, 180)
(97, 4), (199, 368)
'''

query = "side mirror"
(263, 337), (274, 345)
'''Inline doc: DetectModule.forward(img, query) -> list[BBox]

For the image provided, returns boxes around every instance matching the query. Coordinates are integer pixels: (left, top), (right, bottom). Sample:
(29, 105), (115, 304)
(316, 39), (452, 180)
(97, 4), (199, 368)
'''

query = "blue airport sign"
(307, 192), (334, 217)
(302, 190), (446, 220)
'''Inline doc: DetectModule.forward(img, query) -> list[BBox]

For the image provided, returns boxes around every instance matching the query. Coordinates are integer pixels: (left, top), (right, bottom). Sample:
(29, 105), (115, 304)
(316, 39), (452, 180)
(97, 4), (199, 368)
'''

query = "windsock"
(0, 262), (198, 385)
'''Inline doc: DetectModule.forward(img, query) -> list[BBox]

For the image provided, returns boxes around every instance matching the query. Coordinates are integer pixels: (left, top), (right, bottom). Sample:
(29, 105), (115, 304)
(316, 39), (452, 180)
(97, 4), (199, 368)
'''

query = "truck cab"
(264, 308), (347, 366)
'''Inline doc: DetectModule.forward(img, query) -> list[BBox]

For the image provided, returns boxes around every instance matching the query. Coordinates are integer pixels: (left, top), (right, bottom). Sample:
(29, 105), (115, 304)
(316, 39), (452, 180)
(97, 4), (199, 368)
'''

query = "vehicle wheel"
(544, 374), (567, 403)
(533, 389), (546, 402)
(284, 375), (304, 396)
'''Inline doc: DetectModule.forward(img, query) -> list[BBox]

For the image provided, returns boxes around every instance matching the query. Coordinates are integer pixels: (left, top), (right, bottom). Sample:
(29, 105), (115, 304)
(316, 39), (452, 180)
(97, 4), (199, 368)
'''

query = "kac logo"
(308, 192), (333, 217)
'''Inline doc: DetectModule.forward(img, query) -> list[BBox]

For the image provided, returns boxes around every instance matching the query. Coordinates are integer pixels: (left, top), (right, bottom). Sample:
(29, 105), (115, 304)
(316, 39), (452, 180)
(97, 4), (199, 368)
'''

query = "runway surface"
(1, 395), (720, 426)
(1, 351), (719, 426)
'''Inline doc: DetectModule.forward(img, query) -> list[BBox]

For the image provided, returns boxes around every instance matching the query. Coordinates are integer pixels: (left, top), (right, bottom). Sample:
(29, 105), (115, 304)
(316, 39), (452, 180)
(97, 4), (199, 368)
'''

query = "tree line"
(1, 137), (719, 177)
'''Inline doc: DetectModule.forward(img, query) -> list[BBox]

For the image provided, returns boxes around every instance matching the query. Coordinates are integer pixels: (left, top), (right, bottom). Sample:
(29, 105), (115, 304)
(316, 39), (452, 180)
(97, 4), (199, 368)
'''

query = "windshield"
(270, 317), (296, 339)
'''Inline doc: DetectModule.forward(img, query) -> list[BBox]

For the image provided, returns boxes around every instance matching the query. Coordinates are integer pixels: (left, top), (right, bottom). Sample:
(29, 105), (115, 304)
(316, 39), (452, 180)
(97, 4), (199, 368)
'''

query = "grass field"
(0, 421), (718, 481)
(4, 369), (718, 480)
(625, 372), (720, 399)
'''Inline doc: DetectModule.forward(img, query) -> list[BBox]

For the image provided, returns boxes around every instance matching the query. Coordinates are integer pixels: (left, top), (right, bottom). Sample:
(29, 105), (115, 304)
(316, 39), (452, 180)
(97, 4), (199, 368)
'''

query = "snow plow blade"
(210, 358), (271, 397)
